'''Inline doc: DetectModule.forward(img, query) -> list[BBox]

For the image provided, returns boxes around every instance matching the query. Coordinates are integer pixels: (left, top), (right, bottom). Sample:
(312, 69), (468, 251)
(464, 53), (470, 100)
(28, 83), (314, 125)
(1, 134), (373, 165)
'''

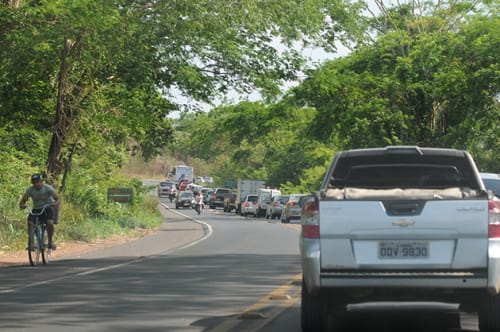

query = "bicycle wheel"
(28, 228), (41, 266)
(41, 226), (51, 264)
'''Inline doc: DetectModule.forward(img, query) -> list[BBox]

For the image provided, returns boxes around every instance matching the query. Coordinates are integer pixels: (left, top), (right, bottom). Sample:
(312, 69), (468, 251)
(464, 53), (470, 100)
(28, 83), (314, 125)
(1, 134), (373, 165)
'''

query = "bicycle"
(25, 204), (52, 266)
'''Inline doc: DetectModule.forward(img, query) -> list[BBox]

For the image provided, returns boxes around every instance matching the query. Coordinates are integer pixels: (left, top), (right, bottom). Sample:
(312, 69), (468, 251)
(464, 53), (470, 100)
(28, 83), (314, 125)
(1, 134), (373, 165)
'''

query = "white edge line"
(0, 203), (213, 295)
(159, 202), (213, 251)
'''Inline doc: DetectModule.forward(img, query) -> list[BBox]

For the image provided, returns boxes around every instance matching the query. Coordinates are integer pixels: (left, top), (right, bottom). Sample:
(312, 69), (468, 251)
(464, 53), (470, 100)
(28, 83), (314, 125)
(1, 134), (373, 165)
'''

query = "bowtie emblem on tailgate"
(392, 219), (416, 227)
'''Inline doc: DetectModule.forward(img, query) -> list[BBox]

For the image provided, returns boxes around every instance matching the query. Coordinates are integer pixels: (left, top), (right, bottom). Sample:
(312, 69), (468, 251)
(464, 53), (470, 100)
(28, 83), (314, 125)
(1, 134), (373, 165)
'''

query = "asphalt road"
(0, 199), (302, 332)
(0, 195), (483, 332)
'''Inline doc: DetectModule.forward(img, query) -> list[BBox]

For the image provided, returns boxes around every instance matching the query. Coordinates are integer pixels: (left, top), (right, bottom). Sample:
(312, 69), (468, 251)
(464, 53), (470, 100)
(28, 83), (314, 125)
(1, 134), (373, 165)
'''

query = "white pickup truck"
(300, 146), (500, 332)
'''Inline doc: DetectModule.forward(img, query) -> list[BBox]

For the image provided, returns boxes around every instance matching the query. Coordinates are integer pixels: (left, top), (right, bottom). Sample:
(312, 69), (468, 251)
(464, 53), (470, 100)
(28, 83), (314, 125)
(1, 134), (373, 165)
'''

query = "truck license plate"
(378, 241), (429, 259)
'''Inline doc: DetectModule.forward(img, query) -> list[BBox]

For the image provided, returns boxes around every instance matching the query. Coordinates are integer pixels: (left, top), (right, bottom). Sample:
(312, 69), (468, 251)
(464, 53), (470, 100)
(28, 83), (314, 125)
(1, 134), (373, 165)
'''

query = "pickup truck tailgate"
(319, 199), (488, 270)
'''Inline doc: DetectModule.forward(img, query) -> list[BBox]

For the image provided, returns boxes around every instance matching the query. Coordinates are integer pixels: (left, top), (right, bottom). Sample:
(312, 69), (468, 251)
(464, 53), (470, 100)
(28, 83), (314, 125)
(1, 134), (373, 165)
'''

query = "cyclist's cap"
(31, 174), (43, 182)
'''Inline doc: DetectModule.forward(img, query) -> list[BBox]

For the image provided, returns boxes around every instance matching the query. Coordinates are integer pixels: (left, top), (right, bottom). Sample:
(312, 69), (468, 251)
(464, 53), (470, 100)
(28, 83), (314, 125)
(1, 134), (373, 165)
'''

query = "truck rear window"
(330, 156), (478, 190)
(247, 195), (258, 203)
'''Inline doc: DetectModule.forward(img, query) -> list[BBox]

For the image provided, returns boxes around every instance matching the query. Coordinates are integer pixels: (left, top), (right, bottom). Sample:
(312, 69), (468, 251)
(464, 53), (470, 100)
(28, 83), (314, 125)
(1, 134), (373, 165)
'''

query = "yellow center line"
(207, 273), (302, 332)
(282, 223), (301, 232)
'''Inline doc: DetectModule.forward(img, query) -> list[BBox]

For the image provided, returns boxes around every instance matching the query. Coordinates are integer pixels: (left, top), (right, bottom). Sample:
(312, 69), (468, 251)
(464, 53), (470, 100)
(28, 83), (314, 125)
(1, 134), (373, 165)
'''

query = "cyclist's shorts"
(28, 206), (54, 224)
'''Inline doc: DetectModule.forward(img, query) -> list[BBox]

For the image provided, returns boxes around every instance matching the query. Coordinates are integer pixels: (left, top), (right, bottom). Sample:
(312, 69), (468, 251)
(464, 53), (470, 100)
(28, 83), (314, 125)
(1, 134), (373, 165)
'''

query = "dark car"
(175, 191), (195, 209)
(481, 172), (500, 198)
(265, 195), (289, 219)
(209, 188), (231, 209)
(157, 181), (176, 198)
(223, 191), (238, 213)
(280, 194), (307, 223)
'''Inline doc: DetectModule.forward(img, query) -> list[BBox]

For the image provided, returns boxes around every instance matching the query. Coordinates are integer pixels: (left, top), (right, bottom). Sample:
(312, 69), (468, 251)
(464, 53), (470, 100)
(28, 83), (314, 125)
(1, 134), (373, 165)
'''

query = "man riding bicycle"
(19, 174), (61, 250)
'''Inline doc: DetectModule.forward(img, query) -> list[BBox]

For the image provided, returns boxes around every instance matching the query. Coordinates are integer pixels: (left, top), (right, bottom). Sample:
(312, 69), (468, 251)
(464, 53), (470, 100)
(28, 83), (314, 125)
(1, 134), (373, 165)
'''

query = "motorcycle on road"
(194, 202), (203, 215)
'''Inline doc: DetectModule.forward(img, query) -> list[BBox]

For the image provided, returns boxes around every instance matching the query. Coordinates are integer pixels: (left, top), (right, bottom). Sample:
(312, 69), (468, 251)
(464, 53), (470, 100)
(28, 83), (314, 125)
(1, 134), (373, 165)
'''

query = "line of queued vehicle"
(233, 174), (498, 223)
(161, 173), (500, 226)
(221, 191), (314, 224)
(160, 181), (313, 223)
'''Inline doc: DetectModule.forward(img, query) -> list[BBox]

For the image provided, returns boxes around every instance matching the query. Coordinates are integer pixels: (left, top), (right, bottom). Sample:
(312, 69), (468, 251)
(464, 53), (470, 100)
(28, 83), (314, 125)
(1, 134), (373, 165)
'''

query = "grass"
(0, 193), (164, 253)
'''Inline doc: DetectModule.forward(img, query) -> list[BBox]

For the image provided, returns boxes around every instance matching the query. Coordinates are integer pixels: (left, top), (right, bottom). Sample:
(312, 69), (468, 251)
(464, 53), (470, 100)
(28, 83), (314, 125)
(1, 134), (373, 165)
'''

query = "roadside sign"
(107, 188), (133, 203)
(224, 180), (237, 189)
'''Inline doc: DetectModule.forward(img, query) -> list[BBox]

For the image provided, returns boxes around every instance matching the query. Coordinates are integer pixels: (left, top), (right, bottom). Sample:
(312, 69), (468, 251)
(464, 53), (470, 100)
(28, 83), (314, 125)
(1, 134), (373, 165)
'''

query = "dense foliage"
(0, 0), (364, 183)
(173, 1), (499, 193)
(1, 0), (498, 249)
(0, 0), (365, 249)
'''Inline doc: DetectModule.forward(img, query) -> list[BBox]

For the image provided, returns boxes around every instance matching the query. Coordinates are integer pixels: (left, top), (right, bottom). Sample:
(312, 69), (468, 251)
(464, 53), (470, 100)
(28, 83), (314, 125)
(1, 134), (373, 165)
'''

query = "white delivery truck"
(173, 165), (194, 183)
(256, 187), (281, 217)
(234, 179), (266, 214)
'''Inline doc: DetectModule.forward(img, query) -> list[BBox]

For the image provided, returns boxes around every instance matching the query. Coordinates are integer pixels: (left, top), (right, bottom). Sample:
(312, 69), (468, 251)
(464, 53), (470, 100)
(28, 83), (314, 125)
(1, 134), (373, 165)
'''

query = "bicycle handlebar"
(22, 204), (52, 216)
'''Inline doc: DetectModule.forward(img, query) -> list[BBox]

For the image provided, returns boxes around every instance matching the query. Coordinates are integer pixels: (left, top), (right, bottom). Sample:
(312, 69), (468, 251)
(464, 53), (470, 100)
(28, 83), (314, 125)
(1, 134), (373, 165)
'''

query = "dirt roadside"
(1, 201), (172, 267)
(0, 228), (157, 267)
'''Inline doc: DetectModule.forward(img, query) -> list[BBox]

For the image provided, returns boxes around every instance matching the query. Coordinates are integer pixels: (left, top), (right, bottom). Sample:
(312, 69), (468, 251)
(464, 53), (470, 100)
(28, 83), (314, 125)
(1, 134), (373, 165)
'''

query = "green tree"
(174, 0), (499, 191)
(1, 0), (366, 186)
(292, 4), (499, 173)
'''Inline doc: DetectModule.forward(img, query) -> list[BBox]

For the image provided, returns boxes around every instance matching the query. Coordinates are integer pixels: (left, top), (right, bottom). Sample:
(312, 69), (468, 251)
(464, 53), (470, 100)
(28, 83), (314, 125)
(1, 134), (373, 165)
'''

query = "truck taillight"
(489, 200), (500, 238)
(302, 201), (319, 239)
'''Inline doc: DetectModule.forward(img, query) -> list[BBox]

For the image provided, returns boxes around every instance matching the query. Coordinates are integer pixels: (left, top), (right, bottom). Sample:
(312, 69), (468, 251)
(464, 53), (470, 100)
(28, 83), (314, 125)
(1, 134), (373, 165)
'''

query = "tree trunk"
(3, 0), (22, 7)
(46, 38), (76, 185)
(60, 142), (77, 193)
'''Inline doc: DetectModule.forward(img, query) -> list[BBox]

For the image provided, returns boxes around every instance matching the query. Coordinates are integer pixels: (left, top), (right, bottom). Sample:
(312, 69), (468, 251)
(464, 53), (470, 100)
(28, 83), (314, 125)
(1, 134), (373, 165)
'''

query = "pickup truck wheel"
(478, 293), (500, 332)
(301, 278), (327, 332)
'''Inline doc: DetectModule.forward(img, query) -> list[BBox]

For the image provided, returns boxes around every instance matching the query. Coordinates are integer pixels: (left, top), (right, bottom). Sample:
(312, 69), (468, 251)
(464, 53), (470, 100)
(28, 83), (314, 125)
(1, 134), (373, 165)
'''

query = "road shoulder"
(0, 203), (206, 266)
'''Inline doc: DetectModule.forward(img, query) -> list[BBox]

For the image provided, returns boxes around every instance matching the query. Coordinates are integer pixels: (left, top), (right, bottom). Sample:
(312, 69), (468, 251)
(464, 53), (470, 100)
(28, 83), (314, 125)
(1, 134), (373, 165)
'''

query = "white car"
(256, 188), (281, 217)
(240, 194), (258, 217)
(187, 183), (202, 193)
